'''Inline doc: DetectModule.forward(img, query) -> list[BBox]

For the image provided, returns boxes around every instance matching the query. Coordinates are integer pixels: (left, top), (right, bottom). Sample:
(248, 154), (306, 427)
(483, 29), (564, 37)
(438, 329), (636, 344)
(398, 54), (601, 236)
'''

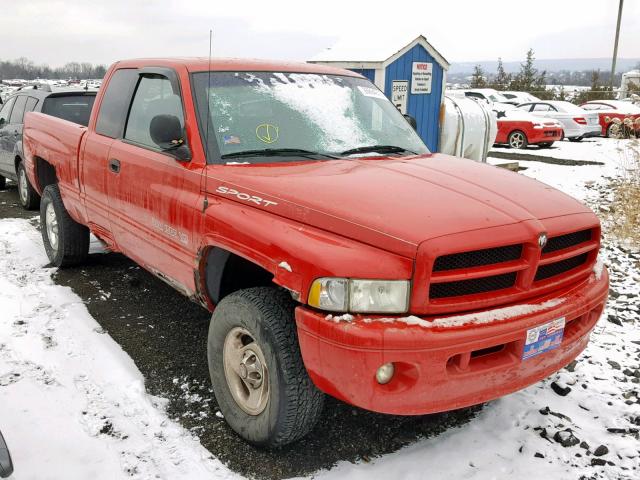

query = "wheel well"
(35, 157), (57, 191)
(204, 248), (274, 304)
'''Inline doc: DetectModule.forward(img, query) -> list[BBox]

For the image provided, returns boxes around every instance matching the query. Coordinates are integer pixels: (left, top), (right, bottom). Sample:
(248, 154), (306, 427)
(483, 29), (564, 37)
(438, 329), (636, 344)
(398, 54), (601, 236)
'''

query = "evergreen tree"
(493, 58), (511, 91)
(470, 65), (487, 88)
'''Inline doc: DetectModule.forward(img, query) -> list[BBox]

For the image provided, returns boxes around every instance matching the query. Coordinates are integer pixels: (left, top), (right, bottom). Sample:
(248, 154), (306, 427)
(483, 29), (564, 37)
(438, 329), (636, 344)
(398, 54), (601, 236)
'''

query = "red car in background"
(492, 104), (563, 149)
(580, 100), (640, 137)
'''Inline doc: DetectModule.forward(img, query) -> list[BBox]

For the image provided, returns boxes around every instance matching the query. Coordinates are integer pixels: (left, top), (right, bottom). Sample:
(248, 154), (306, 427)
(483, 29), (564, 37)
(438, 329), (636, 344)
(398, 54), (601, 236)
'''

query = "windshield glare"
(192, 71), (429, 163)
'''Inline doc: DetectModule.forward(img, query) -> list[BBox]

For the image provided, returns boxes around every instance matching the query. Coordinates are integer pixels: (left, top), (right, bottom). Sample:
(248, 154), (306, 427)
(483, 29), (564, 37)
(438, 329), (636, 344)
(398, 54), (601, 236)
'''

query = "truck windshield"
(192, 71), (429, 163)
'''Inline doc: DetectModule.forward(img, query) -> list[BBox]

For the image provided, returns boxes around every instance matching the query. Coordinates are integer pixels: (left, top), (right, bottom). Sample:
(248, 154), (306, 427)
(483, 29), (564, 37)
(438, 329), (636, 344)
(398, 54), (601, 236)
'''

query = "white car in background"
(517, 101), (600, 141)
(502, 91), (540, 104)
(461, 88), (512, 105)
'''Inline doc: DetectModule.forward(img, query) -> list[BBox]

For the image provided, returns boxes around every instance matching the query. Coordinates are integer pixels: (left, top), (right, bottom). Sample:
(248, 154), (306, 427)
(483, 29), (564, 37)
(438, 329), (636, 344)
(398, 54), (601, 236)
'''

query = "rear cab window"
(42, 95), (96, 127)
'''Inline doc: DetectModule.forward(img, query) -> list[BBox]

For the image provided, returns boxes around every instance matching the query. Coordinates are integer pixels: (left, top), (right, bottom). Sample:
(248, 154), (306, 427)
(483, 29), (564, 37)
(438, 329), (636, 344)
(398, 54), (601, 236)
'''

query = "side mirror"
(0, 429), (14, 479)
(404, 114), (417, 130)
(149, 114), (190, 161)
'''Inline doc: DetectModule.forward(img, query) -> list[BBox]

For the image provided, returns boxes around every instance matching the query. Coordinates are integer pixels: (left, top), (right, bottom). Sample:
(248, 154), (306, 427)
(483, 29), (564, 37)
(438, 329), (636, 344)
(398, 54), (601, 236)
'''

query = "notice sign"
(411, 62), (433, 94)
(391, 80), (408, 114)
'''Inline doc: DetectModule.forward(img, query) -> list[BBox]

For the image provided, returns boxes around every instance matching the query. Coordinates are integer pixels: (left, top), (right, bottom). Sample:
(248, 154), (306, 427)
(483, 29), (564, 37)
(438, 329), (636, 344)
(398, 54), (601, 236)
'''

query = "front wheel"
(17, 162), (40, 210)
(40, 184), (89, 267)
(508, 130), (528, 149)
(207, 287), (324, 448)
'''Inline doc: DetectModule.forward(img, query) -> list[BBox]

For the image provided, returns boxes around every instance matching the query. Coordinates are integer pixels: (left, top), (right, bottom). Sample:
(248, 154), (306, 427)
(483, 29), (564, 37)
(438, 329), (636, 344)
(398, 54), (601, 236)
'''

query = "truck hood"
(205, 154), (592, 257)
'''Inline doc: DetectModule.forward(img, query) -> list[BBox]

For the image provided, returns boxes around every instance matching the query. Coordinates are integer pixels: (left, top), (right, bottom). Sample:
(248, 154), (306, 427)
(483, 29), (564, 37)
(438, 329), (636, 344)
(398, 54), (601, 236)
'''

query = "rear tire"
(508, 130), (528, 149)
(606, 123), (622, 139)
(40, 184), (89, 267)
(17, 162), (40, 210)
(207, 287), (324, 448)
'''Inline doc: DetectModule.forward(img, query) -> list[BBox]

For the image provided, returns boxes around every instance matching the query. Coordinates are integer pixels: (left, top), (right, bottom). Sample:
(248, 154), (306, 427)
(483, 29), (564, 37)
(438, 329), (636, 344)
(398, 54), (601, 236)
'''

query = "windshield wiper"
(221, 148), (338, 159)
(340, 145), (417, 156)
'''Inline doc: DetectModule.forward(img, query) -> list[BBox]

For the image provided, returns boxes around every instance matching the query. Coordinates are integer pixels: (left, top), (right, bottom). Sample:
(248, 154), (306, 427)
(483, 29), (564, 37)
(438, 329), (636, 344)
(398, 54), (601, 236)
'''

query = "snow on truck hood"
(206, 154), (592, 256)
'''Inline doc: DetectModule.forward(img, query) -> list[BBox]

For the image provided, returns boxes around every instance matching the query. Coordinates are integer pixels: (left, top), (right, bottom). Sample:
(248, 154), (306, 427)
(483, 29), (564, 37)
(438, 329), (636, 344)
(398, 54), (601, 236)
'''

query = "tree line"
(0, 57), (107, 80)
(469, 49), (622, 103)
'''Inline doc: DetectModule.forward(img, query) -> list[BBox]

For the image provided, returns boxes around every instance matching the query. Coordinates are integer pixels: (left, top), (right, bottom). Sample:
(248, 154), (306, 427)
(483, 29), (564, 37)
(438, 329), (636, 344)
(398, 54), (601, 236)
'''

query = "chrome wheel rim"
(223, 327), (269, 415)
(509, 132), (525, 148)
(18, 168), (28, 204)
(45, 203), (59, 253)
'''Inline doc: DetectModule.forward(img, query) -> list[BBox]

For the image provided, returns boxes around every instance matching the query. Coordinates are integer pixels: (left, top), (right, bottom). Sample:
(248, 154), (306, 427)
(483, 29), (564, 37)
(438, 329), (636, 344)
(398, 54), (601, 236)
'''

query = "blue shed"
(310, 35), (450, 152)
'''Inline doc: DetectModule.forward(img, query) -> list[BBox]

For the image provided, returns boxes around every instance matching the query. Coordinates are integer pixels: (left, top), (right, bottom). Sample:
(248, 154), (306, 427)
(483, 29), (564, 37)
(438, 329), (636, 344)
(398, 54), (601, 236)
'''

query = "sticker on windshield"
(223, 135), (241, 145)
(357, 86), (386, 99)
(256, 123), (279, 144)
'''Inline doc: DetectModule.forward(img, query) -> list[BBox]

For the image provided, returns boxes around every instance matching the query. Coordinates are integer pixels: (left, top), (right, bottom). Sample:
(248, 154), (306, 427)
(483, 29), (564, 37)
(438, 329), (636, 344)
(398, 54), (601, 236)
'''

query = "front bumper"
(296, 268), (608, 415)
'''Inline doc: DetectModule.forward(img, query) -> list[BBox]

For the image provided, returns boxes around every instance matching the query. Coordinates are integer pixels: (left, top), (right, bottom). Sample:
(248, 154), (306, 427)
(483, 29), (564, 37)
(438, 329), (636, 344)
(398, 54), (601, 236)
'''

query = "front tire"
(17, 162), (40, 210)
(508, 130), (528, 149)
(207, 287), (324, 448)
(40, 184), (89, 267)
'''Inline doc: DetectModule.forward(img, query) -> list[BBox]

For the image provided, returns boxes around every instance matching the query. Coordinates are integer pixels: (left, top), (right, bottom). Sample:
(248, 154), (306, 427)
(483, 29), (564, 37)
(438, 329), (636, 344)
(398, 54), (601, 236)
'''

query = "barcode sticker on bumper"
(523, 317), (565, 360)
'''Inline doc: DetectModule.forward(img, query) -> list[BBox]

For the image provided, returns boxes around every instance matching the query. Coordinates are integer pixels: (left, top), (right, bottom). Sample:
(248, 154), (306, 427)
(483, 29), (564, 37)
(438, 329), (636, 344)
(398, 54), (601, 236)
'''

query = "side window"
(95, 69), (138, 138)
(25, 97), (39, 113)
(517, 103), (531, 111)
(124, 75), (184, 149)
(9, 96), (28, 124)
(532, 103), (551, 112)
(0, 97), (15, 125)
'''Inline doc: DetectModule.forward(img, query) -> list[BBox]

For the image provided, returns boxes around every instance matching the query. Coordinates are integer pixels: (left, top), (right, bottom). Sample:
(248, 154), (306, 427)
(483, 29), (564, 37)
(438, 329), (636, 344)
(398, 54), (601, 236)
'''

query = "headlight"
(308, 278), (410, 313)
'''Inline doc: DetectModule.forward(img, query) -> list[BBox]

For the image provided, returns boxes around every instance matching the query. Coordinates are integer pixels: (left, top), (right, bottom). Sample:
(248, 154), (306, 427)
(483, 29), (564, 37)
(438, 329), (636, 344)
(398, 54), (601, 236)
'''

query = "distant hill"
(449, 58), (640, 75)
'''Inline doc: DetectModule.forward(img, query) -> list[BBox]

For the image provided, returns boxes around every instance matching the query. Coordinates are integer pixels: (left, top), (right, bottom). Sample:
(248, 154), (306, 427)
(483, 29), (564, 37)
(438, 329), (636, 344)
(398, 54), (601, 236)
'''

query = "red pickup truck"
(23, 58), (609, 448)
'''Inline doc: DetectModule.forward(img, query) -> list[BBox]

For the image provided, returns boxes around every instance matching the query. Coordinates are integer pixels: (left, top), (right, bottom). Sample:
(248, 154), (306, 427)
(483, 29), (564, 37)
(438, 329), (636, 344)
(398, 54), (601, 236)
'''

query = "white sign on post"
(411, 62), (433, 94)
(391, 80), (409, 114)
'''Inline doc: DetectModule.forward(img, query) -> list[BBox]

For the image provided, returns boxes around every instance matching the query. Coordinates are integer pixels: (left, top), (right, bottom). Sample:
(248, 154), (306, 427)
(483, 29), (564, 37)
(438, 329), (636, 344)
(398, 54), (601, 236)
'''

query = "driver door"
(106, 69), (203, 294)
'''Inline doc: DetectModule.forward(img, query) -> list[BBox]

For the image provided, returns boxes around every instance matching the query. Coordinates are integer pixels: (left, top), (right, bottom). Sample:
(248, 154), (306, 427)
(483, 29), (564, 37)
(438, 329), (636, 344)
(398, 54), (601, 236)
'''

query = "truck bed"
(23, 112), (87, 218)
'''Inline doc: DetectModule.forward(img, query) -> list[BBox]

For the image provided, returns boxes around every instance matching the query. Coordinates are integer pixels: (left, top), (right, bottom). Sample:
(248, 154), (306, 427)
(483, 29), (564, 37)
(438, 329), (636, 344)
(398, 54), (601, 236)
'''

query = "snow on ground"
(1, 138), (639, 480)
(0, 219), (239, 480)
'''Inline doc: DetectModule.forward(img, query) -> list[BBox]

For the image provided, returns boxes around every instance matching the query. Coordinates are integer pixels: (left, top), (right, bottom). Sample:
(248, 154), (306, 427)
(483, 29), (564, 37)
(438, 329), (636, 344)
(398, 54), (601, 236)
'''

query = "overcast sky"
(1, 0), (638, 67)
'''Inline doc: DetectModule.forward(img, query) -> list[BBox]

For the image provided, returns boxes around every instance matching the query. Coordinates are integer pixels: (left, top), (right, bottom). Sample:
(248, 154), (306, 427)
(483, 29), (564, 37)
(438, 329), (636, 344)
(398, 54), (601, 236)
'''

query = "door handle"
(108, 158), (121, 174)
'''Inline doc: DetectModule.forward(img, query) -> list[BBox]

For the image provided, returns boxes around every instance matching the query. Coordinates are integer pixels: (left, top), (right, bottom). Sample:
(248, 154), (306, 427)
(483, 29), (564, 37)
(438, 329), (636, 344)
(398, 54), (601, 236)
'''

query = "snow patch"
(362, 299), (565, 329)
(278, 261), (293, 272)
(593, 254), (605, 280)
(0, 218), (240, 480)
(325, 313), (355, 323)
